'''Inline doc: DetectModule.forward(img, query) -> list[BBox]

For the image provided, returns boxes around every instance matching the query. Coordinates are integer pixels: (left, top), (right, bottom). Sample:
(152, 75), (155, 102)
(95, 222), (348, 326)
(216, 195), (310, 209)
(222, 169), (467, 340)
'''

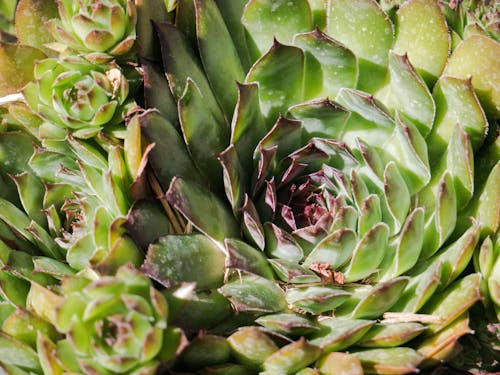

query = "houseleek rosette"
(25, 265), (175, 374)
(133, 0), (499, 373)
(47, 0), (137, 60)
(23, 56), (130, 139)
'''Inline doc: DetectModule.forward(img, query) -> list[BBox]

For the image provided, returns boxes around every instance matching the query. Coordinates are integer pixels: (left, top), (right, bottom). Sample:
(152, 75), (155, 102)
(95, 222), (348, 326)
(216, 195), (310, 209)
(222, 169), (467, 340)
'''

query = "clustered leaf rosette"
(23, 56), (130, 139)
(26, 265), (176, 375)
(0, 101), (146, 277)
(47, 0), (137, 60)
(131, 0), (500, 373)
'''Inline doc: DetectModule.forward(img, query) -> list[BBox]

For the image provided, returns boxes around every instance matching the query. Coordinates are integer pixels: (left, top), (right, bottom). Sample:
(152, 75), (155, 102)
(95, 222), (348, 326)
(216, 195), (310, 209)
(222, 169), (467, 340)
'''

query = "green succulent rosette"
(22, 56), (131, 139)
(130, 0), (500, 373)
(26, 265), (177, 374)
(47, 0), (137, 60)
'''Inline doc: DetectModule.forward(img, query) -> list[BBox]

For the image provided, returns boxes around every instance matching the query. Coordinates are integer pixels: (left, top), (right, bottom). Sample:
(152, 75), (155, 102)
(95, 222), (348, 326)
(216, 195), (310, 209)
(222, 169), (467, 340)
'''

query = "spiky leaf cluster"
(133, 0), (499, 373)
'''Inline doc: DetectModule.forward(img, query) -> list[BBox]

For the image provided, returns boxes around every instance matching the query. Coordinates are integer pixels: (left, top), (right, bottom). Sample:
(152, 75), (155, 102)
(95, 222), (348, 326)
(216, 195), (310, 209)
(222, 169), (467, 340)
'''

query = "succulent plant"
(26, 264), (178, 374)
(23, 56), (133, 139)
(132, 0), (499, 373)
(47, 0), (137, 60)
(0, 0), (498, 374)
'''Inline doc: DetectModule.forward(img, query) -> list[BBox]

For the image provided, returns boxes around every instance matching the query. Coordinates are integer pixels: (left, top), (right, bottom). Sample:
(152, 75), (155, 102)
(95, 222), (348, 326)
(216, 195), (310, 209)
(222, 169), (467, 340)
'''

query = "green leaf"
(15, 0), (57, 50)
(246, 41), (304, 122)
(309, 318), (375, 352)
(288, 98), (349, 140)
(10, 172), (46, 228)
(421, 172), (457, 259)
(353, 347), (423, 375)
(383, 162), (410, 233)
(293, 29), (357, 99)
(155, 22), (225, 124)
(393, 0), (450, 85)
(228, 327), (278, 367)
(0, 132), (36, 175)
(3, 309), (59, 348)
(263, 338), (321, 374)
(166, 177), (239, 242)
(180, 336), (231, 371)
(348, 277), (409, 319)
(343, 223), (389, 282)
(429, 76), (487, 161)
(286, 286), (350, 314)
(225, 238), (274, 279)
(0, 43), (46, 95)
(0, 332), (42, 372)
(139, 110), (202, 189)
(269, 259), (321, 284)
(326, 0), (393, 92)
(382, 113), (430, 194)
(417, 313), (472, 367)
(214, 1), (250, 62)
(316, 352), (363, 375)
(444, 35), (500, 117)
(141, 58), (179, 127)
(392, 261), (442, 313)
(195, 0), (245, 119)
(380, 51), (435, 136)
(423, 273), (482, 333)
(303, 228), (356, 269)
(380, 207), (425, 280)
(143, 234), (226, 289)
(179, 79), (229, 191)
(230, 82), (267, 171)
(0, 198), (62, 259)
(135, 0), (171, 60)
(256, 313), (318, 336)
(357, 322), (425, 348)
(219, 274), (287, 313)
(242, 0), (312, 57)
(219, 145), (246, 211)
(336, 89), (393, 149)
(32, 257), (76, 279)
(125, 200), (170, 252)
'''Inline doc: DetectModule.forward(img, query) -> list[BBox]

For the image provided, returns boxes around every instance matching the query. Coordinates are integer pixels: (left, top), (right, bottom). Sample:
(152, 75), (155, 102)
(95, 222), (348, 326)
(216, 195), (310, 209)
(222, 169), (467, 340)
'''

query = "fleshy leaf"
(155, 21), (225, 124)
(288, 98), (349, 140)
(428, 76), (487, 160)
(195, 0), (245, 119)
(242, 0), (312, 57)
(139, 110), (201, 189)
(256, 313), (318, 336)
(245, 41), (304, 122)
(143, 234), (225, 289)
(166, 177), (239, 242)
(393, 0), (450, 84)
(15, 0), (57, 49)
(358, 322), (425, 348)
(444, 35), (500, 117)
(343, 223), (389, 282)
(380, 51), (435, 137)
(0, 43), (45, 95)
(309, 318), (375, 352)
(423, 273), (482, 333)
(326, 0), (393, 91)
(293, 29), (358, 99)
(218, 273), (287, 313)
(178, 78), (228, 191)
(228, 327), (278, 367)
(353, 347), (423, 375)
(263, 338), (321, 374)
